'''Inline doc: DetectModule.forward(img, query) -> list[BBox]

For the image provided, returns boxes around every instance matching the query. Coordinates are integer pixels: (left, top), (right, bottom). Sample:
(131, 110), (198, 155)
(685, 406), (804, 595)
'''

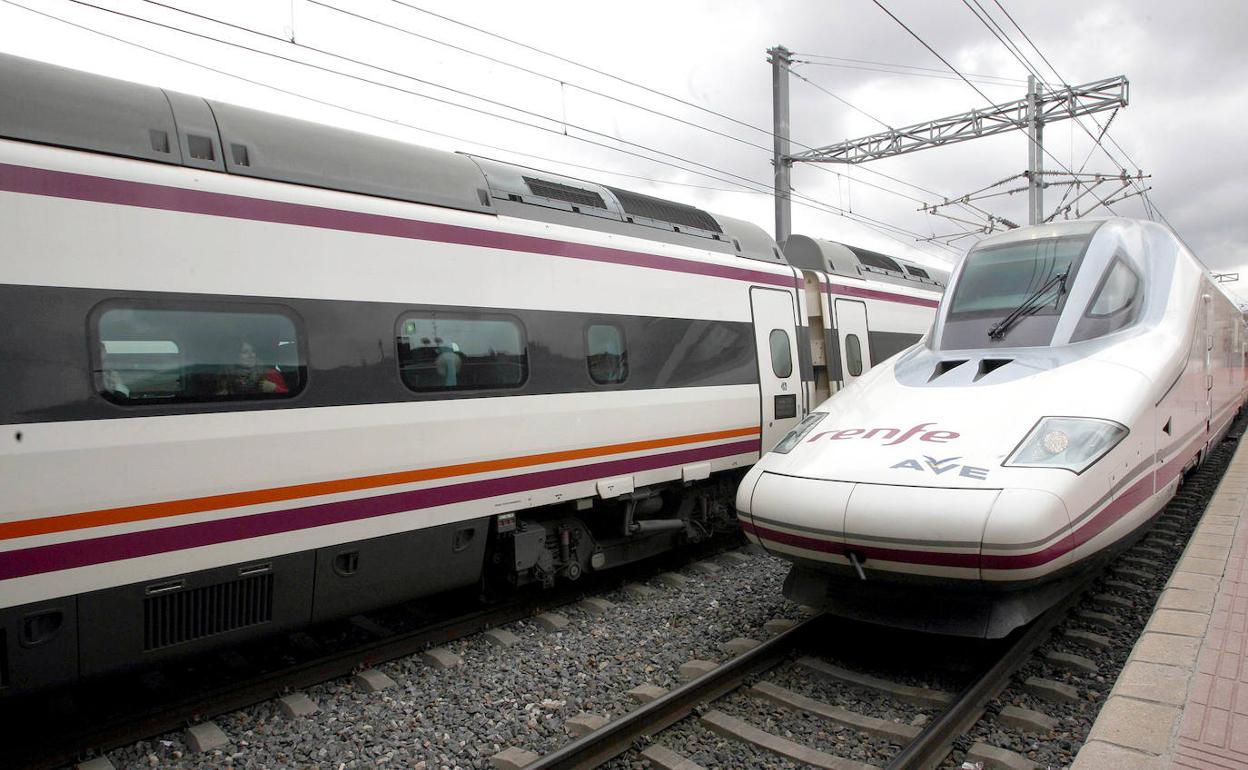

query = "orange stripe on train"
(0, 425), (761, 541)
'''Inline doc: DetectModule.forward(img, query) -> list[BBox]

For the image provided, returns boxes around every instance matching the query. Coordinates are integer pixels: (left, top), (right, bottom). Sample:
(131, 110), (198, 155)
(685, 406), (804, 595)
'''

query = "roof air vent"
(854, 249), (903, 273)
(149, 130), (171, 154)
(187, 134), (215, 161)
(974, 358), (1012, 382)
(605, 186), (723, 233)
(522, 176), (607, 209)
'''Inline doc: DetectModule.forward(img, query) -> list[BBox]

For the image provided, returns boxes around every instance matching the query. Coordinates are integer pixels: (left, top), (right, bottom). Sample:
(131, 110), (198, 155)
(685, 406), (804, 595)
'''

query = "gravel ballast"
(99, 548), (800, 770)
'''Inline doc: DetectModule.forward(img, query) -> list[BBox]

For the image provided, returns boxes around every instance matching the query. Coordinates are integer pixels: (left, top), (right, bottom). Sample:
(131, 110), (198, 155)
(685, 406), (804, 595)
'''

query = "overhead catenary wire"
(957, 0), (1119, 217)
(298, 0), (959, 221)
(4, 0), (960, 258)
(172, 2), (969, 255)
(789, 52), (1027, 85)
(967, 0), (1126, 170)
(788, 66), (894, 130)
(64, 0), (815, 212)
(128, 0), (959, 250)
(960, 0), (1048, 85)
(870, 0), (1104, 206)
(790, 58), (1025, 88)
(379, 0), (979, 240)
(299, 0), (782, 160)
(385, 0), (791, 147)
(11, 0), (782, 197)
(314, 0), (974, 229)
(787, 67), (1001, 225)
(986, 0), (1162, 224)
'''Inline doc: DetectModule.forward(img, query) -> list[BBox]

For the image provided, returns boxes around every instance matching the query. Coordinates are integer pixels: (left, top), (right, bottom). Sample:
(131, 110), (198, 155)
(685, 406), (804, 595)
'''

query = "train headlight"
(1041, 430), (1069, 454)
(1005, 417), (1128, 474)
(771, 412), (827, 454)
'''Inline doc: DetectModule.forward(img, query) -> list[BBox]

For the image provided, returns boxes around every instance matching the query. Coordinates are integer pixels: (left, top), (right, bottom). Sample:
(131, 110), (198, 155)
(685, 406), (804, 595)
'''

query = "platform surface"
(1074, 438), (1248, 768)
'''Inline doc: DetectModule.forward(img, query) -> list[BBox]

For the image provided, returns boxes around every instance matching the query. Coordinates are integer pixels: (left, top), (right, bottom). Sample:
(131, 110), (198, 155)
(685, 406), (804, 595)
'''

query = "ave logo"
(891, 455), (990, 480)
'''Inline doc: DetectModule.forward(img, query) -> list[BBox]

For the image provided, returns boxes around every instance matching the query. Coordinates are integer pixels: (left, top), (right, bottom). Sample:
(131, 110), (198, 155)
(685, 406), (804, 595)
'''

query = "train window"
(1088, 259), (1139, 317)
(769, 329), (793, 378)
(1072, 257), (1142, 342)
(397, 313), (527, 392)
(586, 324), (628, 385)
(94, 306), (304, 404)
(947, 234), (1092, 317)
(846, 334), (863, 376)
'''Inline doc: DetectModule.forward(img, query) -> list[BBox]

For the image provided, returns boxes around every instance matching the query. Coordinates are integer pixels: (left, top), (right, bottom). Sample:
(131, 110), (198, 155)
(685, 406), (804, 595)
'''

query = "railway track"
(516, 424), (1244, 770)
(519, 607), (1062, 770)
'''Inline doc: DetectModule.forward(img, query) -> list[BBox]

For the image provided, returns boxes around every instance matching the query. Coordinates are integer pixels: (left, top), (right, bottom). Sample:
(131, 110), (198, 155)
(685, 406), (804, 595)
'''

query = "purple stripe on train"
(824, 281), (940, 309)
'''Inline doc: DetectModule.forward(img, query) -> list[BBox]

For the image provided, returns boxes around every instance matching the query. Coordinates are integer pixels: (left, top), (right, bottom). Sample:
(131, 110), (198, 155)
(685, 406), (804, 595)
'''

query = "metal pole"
(1027, 75), (1044, 225)
(769, 45), (792, 246)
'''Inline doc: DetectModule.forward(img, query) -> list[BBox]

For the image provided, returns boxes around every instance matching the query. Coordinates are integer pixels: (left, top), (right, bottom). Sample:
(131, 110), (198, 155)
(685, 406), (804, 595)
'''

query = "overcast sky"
(2, 0), (1245, 299)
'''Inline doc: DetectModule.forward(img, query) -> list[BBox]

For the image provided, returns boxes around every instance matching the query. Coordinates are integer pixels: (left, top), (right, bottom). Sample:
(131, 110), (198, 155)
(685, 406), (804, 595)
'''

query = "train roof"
(0, 52), (785, 266)
(783, 233), (949, 289)
(974, 218), (1105, 249)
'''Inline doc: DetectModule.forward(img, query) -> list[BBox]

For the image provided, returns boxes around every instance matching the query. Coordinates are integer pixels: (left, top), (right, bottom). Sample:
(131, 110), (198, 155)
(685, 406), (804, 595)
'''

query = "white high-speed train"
(0, 53), (942, 694)
(738, 218), (1248, 637)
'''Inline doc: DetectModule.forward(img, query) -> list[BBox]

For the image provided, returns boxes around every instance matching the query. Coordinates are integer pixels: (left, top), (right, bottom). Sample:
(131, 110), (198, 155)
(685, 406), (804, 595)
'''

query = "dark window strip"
(0, 285), (757, 425)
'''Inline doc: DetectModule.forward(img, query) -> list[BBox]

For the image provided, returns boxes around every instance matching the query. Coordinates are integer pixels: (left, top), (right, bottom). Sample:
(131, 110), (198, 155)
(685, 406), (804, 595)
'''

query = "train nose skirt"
(741, 472), (997, 580)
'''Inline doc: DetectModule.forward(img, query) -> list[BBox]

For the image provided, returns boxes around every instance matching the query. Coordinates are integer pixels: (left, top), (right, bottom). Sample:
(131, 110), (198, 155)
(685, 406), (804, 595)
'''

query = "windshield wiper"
(987, 271), (1068, 340)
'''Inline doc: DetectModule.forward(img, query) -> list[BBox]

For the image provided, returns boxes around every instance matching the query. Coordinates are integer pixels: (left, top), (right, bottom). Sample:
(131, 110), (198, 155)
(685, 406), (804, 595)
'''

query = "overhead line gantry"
(769, 42), (1133, 244)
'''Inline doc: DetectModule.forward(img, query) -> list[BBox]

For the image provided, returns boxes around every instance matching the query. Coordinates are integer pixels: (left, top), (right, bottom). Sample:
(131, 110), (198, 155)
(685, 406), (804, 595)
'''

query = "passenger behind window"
(217, 336), (289, 396)
(101, 368), (131, 398)
(435, 338), (462, 386)
(587, 324), (627, 385)
(99, 343), (131, 398)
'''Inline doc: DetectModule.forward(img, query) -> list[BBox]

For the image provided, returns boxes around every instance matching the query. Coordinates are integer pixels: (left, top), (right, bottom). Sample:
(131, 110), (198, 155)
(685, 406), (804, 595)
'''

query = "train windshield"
(947, 234), (1092, 318)
(939, 230), (1099, 350)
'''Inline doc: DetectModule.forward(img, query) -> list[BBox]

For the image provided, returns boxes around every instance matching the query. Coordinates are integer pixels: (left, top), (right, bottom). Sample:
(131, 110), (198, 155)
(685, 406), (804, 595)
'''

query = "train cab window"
(1088, 259), (1139, 317)
(1072, 257), (1142, 342)
(397, 313), (527, 392)
(769, 329), (793, 378)
(846, 334), (863, 376)
(94, 306), (304, 403)
(940, 230), (1098, 350)
(947, 235), (1089, 318)
(586, 324), (628, 385)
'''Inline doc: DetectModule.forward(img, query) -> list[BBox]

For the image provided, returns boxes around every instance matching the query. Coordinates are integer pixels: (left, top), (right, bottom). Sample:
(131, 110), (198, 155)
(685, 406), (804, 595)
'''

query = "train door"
(835, 299), (872, 386)
(750, 287), (802, 450)
(1205, 293), (1214, 432)
(802, 271), (833, 406)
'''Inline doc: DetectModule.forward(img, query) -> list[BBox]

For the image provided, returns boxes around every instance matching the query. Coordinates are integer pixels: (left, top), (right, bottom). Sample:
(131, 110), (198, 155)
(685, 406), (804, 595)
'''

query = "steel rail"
(883, 584), (1088, 770)
(521, 614), (826, 770)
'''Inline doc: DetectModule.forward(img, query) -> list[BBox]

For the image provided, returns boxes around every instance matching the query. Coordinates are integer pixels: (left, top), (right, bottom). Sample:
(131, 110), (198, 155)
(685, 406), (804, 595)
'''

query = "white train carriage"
(739, 218), (1248, 637)
(0, 52), (821, 695)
